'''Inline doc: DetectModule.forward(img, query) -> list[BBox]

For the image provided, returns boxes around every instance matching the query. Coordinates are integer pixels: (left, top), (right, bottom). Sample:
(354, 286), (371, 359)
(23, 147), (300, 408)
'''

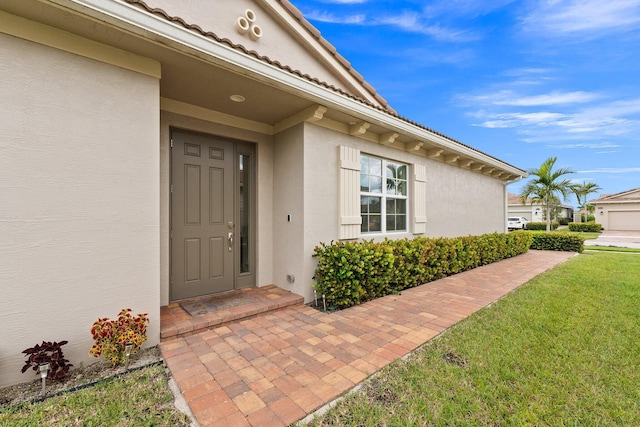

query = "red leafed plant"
(89, 308), (149, 367)
(22, 340), (73, 380)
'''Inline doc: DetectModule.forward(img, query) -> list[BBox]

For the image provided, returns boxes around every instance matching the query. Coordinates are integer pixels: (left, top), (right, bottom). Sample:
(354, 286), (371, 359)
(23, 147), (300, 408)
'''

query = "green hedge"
(526, 221), (559, 231)
(313, 232), (533, 310)
(568, 222), (602, 232)
(530, 232), (584, 253)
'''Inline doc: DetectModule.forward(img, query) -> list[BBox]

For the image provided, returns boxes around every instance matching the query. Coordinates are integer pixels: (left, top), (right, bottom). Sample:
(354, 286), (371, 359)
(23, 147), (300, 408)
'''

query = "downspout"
(504, 176), (523, 233)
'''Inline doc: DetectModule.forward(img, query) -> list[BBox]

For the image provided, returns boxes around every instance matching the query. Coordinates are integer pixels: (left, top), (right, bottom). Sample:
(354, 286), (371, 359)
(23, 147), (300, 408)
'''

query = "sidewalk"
(160, 250), (576, 426)
(584, 230), (640, 249)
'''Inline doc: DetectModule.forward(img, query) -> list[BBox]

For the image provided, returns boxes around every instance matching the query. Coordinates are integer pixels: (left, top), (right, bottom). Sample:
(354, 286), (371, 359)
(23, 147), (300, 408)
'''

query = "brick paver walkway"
(160, 250), (575, 426)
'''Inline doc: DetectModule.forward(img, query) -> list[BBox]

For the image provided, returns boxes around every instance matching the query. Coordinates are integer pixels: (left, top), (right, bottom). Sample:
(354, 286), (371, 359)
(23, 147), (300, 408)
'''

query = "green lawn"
(557, 230), (601, 240)
(0, 364), (190, 426)
(586, 246), (640, 254)
(305, 252), (640, 426)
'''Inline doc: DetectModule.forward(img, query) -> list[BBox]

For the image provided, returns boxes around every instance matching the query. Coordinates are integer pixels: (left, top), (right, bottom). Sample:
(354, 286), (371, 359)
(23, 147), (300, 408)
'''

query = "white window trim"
(360, 154), (409, 235)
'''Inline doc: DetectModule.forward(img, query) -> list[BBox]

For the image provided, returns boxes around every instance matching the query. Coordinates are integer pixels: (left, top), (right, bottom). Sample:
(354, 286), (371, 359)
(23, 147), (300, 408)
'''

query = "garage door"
(609, 211), (640, 231)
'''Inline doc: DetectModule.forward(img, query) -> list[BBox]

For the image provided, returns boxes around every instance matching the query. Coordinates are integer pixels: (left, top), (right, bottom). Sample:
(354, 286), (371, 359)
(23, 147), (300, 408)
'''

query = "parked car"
(508, 216), (529, 230)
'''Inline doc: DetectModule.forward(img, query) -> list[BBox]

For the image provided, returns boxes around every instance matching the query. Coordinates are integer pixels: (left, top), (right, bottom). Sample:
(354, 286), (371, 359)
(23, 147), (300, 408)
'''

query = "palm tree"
(520, 157), (575, 232)
(572, 181), (602, 222)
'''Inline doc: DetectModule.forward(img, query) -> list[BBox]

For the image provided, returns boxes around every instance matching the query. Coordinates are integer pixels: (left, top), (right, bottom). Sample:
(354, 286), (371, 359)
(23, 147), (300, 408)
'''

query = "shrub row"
(526, 221), (559, 231)
(313, 232), (533, 310)
(568, 222), (602, 232)
(529, 231), (584, 253)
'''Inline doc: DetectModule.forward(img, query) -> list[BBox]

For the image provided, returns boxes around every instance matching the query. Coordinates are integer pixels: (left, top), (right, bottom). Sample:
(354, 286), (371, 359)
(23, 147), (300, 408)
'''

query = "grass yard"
(559, 231), (600, 240)
(305, 252), (640, 426)
(585, 246), (640, 254)
(0, 364), (191, 426)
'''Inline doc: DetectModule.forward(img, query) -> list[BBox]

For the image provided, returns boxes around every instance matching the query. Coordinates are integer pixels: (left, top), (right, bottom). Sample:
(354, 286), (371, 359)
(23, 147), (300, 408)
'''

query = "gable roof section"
(275, 0), (391, 111)
(593, 188), (640, 203)
(122, 0), (525, 178)
(124, 0), (391, 111)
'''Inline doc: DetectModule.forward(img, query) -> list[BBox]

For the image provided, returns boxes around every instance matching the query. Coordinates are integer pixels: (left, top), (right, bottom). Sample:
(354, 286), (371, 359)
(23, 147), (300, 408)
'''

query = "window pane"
(360, 156), (369, 174)
(397, 181), (407, 196)
(397, 165), (407, 180)
(361, 215), (368, 233)
(397, 199), (406, 214)
(369, 214), (381, 232)
(360, 174), (369, 192)
(386, 178), (396, 195)
(386, 215), (396, 231)
(386, 163), (397, 179)
(239, 155), (251, 273)
(369, 158), (382, 176)
(386, 198), (396, 214)
(369, 196), (381, 213)
(370, 176), (382, 194)
(396, 214), (406, 231)
(360, 196), (369, 214)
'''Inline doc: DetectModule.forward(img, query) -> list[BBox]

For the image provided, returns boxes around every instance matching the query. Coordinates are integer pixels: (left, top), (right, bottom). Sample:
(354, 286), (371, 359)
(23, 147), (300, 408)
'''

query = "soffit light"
(230, 94), (246, 102)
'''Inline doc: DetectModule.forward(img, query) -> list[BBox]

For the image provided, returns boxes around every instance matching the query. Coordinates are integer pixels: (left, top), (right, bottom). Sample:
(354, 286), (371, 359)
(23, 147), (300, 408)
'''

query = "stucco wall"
(295, 123), (507, 302)
(272, 125), (306, 297)
(595, 202), (640, 230)
(0, 34), (160, 387)
(159, 111), (275, 305)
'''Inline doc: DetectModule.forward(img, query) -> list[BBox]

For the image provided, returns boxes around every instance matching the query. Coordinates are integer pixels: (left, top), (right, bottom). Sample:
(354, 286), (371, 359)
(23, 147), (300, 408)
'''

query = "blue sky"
(290, 0), (640, 204)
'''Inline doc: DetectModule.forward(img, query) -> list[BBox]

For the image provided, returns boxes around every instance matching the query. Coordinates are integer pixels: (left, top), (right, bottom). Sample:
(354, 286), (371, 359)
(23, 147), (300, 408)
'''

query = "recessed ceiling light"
(230, 94), (246, 102)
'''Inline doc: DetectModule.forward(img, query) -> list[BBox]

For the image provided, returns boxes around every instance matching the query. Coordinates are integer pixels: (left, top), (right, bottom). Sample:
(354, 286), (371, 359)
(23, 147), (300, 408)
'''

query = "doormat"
(180, 292), (259, 317)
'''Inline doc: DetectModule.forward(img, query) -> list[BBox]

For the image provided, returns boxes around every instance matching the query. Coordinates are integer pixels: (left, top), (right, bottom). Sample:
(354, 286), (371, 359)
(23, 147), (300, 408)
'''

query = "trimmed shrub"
(313, 232), (533, 310)
(526, 221), (559, 231)
(530, 232), (584, 253)
(568, 222), (602, 232)
(312, 240), (394, 309)
(558, 217), (570, 226)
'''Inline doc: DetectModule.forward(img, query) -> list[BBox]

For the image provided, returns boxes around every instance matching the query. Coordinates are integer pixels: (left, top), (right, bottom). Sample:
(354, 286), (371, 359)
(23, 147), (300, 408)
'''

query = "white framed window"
(360, 154), (408, 233)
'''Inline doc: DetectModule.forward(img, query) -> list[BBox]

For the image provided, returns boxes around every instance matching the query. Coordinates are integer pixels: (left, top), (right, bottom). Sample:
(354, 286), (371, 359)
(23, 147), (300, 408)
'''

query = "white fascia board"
(50, 0), (524, 177)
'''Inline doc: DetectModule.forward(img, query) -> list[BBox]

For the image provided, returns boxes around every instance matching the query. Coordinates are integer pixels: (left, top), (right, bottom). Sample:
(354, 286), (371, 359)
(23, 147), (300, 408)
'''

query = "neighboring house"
(507, 194), (574, 223)
(0, 0), (526, 387)
(591, 188), (640, 231)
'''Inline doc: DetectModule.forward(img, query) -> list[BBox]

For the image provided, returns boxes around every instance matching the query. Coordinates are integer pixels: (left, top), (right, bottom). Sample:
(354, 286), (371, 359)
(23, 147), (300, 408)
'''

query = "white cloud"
(373, 12), (476, 41)
(522, 0), (640, 36)
(422, 0), (517, 18)
(546, 142), (621, 149)
(303, 6), (477, 42)
(303, 10), (366, 24)
(578, 167), (640, 174)
(463, 90), (599, 107)
(464, 84), (640, 142)
(496, 91), (600, 106)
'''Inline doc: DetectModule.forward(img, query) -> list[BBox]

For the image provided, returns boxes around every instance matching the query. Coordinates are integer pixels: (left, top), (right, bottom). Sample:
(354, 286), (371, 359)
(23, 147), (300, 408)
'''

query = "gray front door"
(171, 130), (235, 300)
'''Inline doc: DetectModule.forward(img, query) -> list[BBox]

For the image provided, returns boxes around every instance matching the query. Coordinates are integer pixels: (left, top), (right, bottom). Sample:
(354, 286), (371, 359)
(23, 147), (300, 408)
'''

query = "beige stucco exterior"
(0, 0), (526, 388)
(592, 189), (640, 231)
(507, 194), (574, 223)
(0, 33), (160, 387)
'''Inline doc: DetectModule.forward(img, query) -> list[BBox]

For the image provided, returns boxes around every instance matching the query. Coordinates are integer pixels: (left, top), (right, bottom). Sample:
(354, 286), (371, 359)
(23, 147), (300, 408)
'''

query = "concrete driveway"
(584, 230), (640, 249)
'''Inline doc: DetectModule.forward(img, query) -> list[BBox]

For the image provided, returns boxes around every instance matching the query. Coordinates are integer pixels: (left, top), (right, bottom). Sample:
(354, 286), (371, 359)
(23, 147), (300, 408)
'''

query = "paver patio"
(160, 250), (576, 426)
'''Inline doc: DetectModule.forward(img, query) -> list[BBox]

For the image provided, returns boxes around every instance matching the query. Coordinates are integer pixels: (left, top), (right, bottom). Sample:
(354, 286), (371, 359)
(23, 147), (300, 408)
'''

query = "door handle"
(227, 232), (234, 252)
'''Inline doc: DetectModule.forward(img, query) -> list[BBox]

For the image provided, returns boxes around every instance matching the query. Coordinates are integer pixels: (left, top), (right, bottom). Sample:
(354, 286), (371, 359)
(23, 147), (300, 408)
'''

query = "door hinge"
(170, 184), (173, 193)
(170, 139), (173, 148)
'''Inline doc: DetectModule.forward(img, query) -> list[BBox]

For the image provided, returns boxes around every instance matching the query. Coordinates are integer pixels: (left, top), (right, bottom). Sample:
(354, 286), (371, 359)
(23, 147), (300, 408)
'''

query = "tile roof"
(122, 0), (525, 175)
(593, 187), (640, 201)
